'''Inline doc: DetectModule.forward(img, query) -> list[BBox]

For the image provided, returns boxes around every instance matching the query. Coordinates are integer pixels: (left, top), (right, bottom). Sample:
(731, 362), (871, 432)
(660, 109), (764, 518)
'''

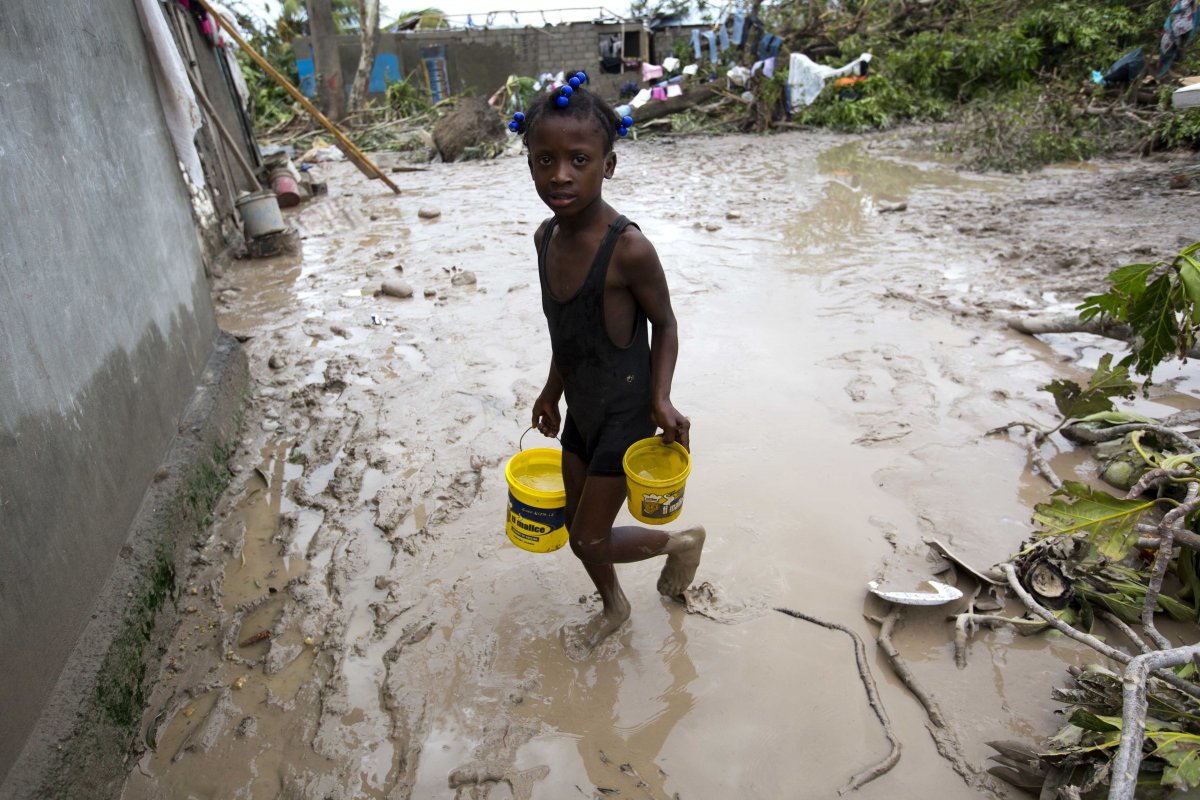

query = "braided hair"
(510, 75), (626, 154)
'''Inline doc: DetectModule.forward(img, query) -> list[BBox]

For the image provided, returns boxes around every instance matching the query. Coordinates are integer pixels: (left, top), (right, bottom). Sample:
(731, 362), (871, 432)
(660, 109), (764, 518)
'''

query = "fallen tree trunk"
(1007, 313), (1200, 359)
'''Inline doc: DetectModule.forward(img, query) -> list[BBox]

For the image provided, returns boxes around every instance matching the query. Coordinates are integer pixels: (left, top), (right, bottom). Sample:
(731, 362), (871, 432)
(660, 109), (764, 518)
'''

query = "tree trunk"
(307, 0), (346, 121)
(348, 0), (381, 114)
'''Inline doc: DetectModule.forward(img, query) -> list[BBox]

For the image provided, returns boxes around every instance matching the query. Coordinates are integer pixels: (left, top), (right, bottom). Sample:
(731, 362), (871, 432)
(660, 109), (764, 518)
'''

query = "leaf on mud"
(1078, 261), (1157, 322)
(1126, 274), (1180, 377)
(1175, 244), (1200, 325)
(1042, 355), (1135, 421)
(1150, 731), (1200, 790)
(1067, 709), (1120, 733)
(1032, 480), (1154, 559)
(1076, 410), (1155, 426)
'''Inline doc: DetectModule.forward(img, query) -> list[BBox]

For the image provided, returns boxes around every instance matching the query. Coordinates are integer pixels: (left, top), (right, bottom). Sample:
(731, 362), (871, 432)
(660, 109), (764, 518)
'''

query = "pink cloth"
(641, 63), (664, 82)
(651, 86), (668, 101)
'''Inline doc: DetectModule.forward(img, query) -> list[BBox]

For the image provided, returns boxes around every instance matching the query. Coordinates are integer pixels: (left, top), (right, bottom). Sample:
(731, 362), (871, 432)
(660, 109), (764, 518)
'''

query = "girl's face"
(526, 115), (616, 220)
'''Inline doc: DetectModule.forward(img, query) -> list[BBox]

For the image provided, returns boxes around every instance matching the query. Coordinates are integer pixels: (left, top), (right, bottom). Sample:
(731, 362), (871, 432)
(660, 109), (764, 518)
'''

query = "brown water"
(122, 133), (1200, 799)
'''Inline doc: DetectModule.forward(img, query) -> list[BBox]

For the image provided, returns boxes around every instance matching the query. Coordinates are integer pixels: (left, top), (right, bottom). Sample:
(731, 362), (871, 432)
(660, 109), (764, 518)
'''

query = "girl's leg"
(561, 452), (632, 655)
(560, 452), (705, 657)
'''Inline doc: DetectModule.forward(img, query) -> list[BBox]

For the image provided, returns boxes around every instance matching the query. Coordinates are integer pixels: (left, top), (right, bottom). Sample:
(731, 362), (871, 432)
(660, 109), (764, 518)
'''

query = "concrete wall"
(0, 0), (223, 785)
(296, 20), (708, 105)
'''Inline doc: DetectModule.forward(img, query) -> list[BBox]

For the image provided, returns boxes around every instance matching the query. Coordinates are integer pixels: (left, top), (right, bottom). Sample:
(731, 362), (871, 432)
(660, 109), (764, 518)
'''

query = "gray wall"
(297, 20), (707, 104)
(0, 0), (219, 779)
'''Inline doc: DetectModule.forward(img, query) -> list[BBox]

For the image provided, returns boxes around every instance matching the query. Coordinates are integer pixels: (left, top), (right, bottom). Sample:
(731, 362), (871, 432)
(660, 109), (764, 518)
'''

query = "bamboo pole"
(191, 0), (400, 195)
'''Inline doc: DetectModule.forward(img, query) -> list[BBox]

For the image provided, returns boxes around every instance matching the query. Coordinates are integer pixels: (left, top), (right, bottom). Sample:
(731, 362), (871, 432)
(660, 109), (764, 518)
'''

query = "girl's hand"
(653, 400), (690, 451)
(532, 392), (561, 437)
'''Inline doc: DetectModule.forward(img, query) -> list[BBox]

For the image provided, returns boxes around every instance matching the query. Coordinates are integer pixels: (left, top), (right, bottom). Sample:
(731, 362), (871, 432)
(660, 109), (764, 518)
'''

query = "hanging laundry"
(729, 12), (746, 46)
(1096, 47), (1145, 86)
(651, 86), (668, 101)
(726, 65), (750, 87)
(718, 25), (730, 55)
(1160, 0), (1200, 76)
(630, 88), (653, 108)
(666, 84), (683, 98)
(751, 57), (776, 78)
(662, 56), (681, 73)
(702, 31), (718, 63)
(641, 63), (664, 82)
(758, 34), (782, 60)
(690, 29), (702, 60)
(786, 52), (873, 111)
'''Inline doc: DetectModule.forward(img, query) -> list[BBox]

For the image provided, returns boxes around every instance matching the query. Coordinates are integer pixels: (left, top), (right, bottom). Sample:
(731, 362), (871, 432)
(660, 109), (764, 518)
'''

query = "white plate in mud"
(867, 580), (963, 606)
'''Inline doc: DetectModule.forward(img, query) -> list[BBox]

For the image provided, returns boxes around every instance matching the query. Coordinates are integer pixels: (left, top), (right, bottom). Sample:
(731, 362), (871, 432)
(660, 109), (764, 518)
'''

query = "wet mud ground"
(123, 131), (1200, 799)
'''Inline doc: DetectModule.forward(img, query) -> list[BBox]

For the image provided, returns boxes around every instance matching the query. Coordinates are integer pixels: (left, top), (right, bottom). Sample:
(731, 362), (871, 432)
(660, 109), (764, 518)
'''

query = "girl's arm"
(620, 232), (690, 450)
(531, 220), (563, 438)
(533, 359), (564, 437)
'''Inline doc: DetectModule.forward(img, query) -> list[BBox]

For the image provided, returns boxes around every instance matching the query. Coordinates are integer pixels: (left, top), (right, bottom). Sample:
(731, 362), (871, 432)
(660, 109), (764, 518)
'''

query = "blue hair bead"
(555, 95), (569, 108)
(622, 115), (633, 127)
(576, 71), (588, 84)
(560, 85), (573, 97)
(514, 111), (525, 122)
(509, 121), (519, 131)
(617, 126), (628, 137)
(568, 76), (581, 89)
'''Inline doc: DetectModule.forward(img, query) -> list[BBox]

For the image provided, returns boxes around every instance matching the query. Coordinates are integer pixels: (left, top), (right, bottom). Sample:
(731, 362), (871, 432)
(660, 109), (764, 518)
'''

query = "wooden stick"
(186, 70), (263, 191)
(776, 608), (901, 793)
(191, 0), (401, 194)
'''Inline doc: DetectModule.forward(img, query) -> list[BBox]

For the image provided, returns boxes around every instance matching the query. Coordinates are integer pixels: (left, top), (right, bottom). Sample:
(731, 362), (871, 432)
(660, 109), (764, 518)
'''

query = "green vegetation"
(763, 0), (1200, 169)
(229, 0), (1200, 168)
(990, 242), (1200, 795)
(1079, 243), (1200, 382)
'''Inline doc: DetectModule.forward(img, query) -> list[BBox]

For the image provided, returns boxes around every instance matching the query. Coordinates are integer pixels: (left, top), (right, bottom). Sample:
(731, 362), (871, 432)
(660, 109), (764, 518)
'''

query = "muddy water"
(123, 133), (1200, 799)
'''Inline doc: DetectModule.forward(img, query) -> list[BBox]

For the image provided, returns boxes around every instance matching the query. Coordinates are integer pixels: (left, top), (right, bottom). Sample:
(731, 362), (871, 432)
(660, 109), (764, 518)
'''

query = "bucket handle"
(519, 425), (560, 451)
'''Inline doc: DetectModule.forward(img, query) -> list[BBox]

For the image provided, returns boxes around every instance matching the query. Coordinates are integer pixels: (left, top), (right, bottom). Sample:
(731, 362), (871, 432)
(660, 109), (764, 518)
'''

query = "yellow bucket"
(504, 447), (568, 553)
(622, 437), (691, 525)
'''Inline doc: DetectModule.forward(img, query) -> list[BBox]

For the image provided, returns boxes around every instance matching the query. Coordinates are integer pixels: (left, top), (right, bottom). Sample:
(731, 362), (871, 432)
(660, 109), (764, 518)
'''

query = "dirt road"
(122, 131), (1200, 799)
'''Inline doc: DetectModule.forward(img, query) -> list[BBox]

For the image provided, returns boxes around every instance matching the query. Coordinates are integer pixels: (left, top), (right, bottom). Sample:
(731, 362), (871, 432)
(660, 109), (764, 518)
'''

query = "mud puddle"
(123, 132), (1200, 799)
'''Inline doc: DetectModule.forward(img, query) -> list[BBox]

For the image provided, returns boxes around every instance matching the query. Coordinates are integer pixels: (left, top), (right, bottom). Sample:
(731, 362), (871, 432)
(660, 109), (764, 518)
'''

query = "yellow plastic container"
(504, 448), (568, 552)
(622, 437), (691, 525)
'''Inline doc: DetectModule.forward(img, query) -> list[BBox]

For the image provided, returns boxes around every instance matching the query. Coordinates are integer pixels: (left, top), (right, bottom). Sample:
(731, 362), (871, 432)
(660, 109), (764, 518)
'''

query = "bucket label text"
(507, 494), (564, 542)
(640, 488), (684, 519)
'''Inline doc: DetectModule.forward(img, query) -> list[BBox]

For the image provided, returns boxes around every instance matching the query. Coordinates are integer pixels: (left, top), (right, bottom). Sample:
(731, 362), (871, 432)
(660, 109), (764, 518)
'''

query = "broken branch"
(1108, 643), (1200, 800)
(776, 608), (901, 793)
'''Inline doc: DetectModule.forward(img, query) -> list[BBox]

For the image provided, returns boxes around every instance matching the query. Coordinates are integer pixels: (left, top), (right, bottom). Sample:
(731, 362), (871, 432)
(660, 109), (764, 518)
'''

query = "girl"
(511, 75), (706, 658)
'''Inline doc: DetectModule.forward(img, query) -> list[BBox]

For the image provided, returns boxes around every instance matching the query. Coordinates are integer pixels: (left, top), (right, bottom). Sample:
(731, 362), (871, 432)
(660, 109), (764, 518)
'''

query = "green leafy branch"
(1078, 243), (1200, 380)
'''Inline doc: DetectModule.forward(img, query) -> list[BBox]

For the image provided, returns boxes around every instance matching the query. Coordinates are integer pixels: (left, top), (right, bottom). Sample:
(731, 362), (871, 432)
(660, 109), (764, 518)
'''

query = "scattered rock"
(451, 270), (477, 287)
(235, 716), (257, 739)
(268, 354), (287, 370)
(381, 280), (414, 299)
(424, 288), (437, 298)
(418, 207), (441, 220)
(1170, 174), (1190, 190)
(705, 222), (722, 232)
(878, 199), (908, 213)
(330, 325), (350, 338)
(725, 209), (742, 220)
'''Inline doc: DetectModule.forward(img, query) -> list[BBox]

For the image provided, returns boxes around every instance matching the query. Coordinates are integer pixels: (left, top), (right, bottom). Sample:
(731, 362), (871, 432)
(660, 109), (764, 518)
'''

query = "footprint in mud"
(679, 582), (766, 624)
(447, 764), (550, 799)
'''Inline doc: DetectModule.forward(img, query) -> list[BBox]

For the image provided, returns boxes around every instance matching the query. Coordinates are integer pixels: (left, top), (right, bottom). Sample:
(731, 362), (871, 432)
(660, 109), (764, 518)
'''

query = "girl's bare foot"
(657, 526), (706, 599)
(561, 590), (631, 661)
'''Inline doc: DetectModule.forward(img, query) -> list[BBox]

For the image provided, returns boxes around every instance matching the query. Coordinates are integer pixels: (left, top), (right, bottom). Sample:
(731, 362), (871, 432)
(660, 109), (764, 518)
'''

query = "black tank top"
(538, 216), (652, 434)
